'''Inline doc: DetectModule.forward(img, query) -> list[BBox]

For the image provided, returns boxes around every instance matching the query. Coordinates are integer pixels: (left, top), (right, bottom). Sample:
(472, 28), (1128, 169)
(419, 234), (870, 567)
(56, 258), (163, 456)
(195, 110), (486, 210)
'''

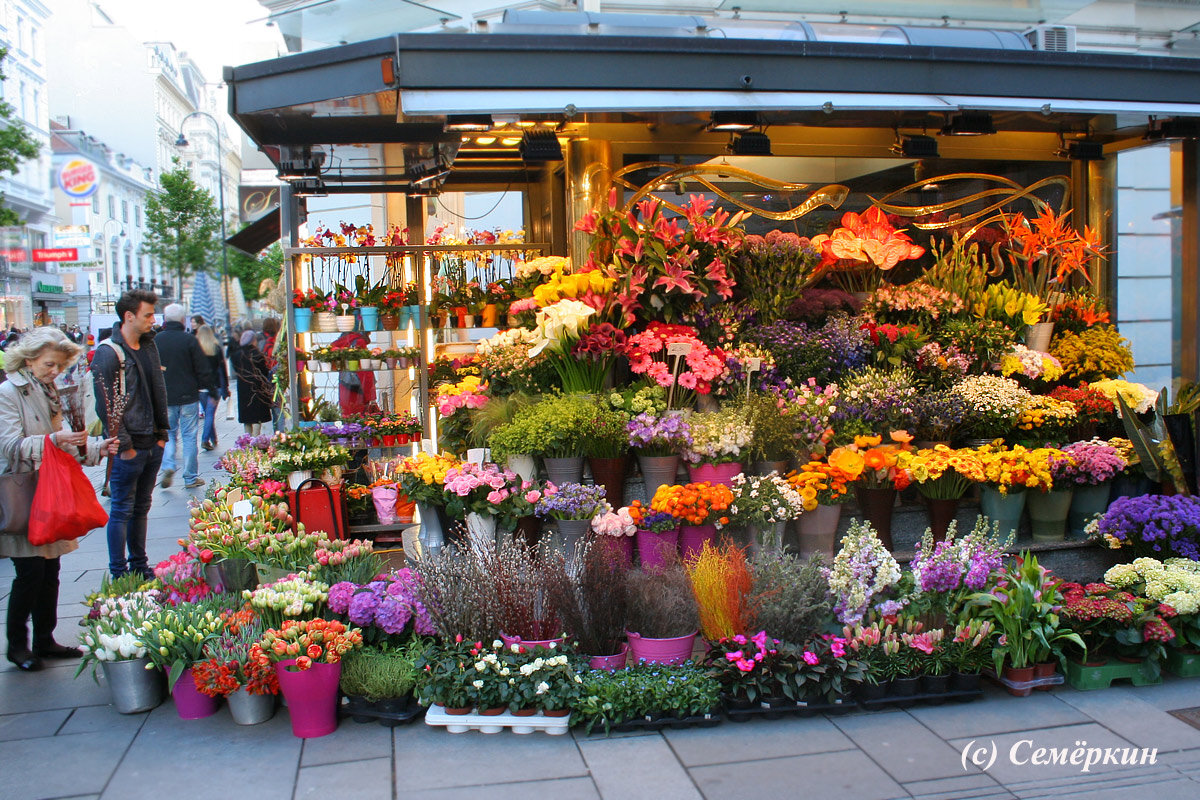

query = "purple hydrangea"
(328, 581), (357, 614)
(348, 591), (381, 626)
(373, 596), (413, 634)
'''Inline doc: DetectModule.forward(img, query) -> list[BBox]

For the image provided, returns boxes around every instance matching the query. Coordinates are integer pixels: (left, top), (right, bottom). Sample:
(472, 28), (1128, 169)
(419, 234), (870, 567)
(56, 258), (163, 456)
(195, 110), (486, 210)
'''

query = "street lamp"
(175, 110), (230, 331)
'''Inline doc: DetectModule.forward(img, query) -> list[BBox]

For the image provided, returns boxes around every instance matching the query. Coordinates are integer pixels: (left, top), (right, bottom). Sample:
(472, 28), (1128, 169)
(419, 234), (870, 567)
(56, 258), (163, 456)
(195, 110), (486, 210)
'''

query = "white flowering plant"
(76, 591), (164, 679)
(826, 520), (902, 625)
(950, 375), (1032, 439)
(682, 407), (755, 465)
(1105, 557), (1200, 648)
(726, 473), (806, 527)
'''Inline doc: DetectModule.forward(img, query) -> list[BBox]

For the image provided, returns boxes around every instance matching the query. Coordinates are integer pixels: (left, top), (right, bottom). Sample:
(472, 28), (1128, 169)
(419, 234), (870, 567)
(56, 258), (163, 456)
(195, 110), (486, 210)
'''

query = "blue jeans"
(163, 403), (199, 482)
(106, 445), (163, 577)
(199, 391), (220, 446)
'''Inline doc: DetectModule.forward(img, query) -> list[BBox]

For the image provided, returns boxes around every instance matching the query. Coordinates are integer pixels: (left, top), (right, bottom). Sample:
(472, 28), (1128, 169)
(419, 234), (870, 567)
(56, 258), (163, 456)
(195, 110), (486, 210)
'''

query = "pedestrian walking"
(155, 304), (213, 489)
(230, 329), (273, 435)
(195, 324), (228, 450)
(0, 327), (118, 670)
(90, 290), (169, 579)
(261, 317), (283, 432)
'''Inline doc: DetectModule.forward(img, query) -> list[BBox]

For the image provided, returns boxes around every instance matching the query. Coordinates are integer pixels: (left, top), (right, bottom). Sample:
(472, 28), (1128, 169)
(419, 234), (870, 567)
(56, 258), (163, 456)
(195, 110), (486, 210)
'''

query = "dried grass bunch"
(625, 563), (700, 639)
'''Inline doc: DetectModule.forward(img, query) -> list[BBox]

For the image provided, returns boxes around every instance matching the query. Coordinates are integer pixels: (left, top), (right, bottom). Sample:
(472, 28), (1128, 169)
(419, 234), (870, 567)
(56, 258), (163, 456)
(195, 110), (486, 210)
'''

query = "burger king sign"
(57, 158), (100, 199)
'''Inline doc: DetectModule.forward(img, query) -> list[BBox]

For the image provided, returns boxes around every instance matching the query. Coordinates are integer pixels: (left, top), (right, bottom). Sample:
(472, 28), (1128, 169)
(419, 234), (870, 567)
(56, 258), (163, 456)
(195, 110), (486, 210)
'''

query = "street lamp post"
(175, 110), (230, 332)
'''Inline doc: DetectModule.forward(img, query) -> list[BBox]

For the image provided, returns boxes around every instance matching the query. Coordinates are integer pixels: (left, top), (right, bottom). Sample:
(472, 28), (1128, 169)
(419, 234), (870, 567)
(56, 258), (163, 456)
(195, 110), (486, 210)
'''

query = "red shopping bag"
(28, 436), (108, 546)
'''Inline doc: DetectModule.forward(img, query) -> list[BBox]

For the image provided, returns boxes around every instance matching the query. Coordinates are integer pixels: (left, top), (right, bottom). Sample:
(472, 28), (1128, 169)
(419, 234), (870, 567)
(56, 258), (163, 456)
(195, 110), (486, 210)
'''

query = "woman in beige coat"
(0, 327), (117, 671)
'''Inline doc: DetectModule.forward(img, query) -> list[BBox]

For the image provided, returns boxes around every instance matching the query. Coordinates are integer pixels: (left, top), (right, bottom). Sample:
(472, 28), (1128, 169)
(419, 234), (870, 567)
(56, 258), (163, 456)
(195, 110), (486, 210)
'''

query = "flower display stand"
(1165, 649), (1200, 678)
(1063, 658), (1162, 690)
(424, 704), (571, 735)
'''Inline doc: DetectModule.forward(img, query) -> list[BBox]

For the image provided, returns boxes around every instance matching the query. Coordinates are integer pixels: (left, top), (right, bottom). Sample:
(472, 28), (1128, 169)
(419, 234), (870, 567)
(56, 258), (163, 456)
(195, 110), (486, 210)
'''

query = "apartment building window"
(135, 205), (142, 227)
(91, 193), (100, 213)
(30, 28), (38, 62)
(121, 199), (129, 223)
(108, 195), (116, 218)
(31, 89), (38, 125)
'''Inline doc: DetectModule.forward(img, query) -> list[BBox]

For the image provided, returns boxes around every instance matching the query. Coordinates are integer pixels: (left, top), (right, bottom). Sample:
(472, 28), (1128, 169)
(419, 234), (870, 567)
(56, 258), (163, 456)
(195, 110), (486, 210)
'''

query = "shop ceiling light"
(892, 135), (939, 158)
(501, 137), (523, 146)
(940, 111), (996, 136)
(1058, 140), (1105, 160)
(474, 136), (497, 145)
(708, 111), (757, 132)
(730, 131), (772, 156)
(520, 130), (564, 162)
(445, 114), (493, 132)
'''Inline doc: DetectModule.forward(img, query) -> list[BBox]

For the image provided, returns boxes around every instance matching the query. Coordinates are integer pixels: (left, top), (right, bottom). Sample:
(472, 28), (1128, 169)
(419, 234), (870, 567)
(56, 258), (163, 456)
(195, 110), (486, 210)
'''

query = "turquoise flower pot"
(293, 307), (313, 333)
(358, 306), (379, 331)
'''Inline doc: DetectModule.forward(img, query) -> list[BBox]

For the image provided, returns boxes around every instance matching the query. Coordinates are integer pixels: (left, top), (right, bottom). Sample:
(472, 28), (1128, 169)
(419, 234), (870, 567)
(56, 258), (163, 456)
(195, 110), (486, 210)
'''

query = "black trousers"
(6, 556), (61, 651)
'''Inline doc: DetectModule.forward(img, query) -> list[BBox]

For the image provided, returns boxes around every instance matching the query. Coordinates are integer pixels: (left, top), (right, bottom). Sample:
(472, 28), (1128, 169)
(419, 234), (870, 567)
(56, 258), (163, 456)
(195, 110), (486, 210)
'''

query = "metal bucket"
(227, 687), (277, 725)
(102, 657), (165, 714)
(204, 558), (259, 594)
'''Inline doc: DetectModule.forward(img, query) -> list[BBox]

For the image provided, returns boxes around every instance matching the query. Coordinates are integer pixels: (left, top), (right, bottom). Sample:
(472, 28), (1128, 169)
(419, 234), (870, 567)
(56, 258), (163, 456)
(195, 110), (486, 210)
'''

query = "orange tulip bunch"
(650, 482), (735, 527)
(252, 618), (363, 672)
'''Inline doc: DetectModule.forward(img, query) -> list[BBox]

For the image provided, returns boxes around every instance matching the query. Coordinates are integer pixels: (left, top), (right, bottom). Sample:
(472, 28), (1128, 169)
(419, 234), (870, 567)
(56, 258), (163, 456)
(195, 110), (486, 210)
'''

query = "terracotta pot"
(511, 707), (538, 717)
(479, 707), (506, 716)
(1033, 661), (1057, 692)
(543, 708), (571, 718)
(380, 312), (400, 331)
(443, 706), (472, 716)
(588, 455), (628, 508)
(855, 486), (897, 550)
(1002, 665), (1036, 697)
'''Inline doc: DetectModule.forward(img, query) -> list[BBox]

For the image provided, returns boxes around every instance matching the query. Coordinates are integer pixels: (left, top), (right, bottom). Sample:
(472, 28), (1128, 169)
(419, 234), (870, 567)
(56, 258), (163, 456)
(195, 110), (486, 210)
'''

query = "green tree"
(0, 47), (43, 226)
(142, 157), (220, 291)
(227, 241), (283, 301)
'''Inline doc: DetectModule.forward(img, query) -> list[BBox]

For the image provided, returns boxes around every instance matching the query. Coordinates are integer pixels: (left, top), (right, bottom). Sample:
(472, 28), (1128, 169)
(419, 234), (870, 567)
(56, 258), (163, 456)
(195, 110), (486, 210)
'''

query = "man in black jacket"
(91, 290), (169, 578)
(155, 303), (213, 489)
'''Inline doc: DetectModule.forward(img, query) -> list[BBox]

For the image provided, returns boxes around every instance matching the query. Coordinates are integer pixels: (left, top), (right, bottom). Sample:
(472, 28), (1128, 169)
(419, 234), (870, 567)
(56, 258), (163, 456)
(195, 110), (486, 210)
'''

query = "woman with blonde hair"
(0, 327), (118, 671)
(194, 324), (228, 450)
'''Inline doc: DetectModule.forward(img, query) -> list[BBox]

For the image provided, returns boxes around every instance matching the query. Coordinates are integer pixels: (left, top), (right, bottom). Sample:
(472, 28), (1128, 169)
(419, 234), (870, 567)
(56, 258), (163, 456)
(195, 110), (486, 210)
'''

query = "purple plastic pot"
(588, 644), (628, 671)
(172, 667), (219, 720)
(678, 524), (717, 560)
(687, 462), (743, 487)
(637, 528), (680, 568)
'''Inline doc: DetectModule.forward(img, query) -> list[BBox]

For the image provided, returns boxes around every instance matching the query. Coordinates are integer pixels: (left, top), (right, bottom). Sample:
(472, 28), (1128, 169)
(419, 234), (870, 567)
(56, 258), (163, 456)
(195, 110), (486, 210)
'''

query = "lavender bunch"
(535, 482), (608, 521)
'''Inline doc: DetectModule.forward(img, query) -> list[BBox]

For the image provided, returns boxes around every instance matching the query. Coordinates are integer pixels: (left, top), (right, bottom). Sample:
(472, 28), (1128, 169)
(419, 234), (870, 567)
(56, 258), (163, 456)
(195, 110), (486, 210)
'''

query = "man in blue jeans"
(156, 303), (213, 489)
(91, 290), (169, 578)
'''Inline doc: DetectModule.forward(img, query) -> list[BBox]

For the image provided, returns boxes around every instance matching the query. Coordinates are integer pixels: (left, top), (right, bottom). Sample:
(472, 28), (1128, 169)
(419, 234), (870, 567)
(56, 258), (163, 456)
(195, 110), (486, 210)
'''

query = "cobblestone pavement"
(3, 409), (1200, 800)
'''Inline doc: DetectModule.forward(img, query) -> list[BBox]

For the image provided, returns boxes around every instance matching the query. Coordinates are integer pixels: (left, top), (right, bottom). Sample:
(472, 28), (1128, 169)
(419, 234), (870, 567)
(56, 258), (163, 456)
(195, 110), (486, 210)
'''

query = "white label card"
(746, 357), (763, 373)
(666, 342), (692, 357)
(231, 500), (254, 521)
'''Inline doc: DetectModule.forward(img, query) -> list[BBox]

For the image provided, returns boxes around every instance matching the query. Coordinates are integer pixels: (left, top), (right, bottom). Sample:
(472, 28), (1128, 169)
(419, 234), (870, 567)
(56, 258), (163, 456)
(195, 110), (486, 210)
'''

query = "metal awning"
(226, 210), (281, 256)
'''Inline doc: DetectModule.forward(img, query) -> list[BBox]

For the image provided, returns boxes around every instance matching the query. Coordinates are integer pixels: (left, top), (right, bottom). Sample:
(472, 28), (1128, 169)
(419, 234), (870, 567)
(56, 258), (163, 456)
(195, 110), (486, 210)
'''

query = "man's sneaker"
(160, 469), (174, 488)
(185, 478), (206, 489)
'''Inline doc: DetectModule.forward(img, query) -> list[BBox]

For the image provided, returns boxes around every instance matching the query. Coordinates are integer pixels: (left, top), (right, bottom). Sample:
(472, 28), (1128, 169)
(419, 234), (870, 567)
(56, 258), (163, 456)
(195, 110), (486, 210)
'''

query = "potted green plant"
(582, 406), (631, 508)
(415, 638), (477, 715)
(353, 275), (386, 330)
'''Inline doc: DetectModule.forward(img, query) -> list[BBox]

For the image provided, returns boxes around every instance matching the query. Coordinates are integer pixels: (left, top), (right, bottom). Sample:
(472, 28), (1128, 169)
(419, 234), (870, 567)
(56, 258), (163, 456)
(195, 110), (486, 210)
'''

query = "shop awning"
(226, 210), (281, 256)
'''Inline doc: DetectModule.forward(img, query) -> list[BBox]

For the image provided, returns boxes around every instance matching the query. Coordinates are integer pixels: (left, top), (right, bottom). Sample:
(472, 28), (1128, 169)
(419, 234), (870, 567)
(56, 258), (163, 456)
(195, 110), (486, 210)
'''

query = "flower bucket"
(358, 306), (379, 331)
(288, 470), (313, 490)
(556, 518), (590, 556)
(637, 528), (680, 568)
(507, 455), (537, 483)
(293, 307), (313, 333)
(380, 312), (400, 331)
(499, 634), (565, 651)
(315, 311), (337, 332)
(1028, 488), (1073, 542)
(638, 454), (680, 502)
(855, 486), (897, 550)
(797, 503), (841, 560)
(747, 521), (786, 556)
(980, 486), (1026, 540)
(926, 497), (959, 543)
(1068, 482), (1111, 538)
(205, 558), (258, 594)
(482, 303), (499, 327)
(626, 630), (697, 666)
(543, 456), (584, 486)
(589, 643), (628, 672)
(417, 502), (445, 554)
(173, 667), (219, 719)
(588, 455), (628, 508)
(688, 462), (743, 487)
(255, 564), (293, 585)
(335, 314), (356, 332)
(1025, 321), (1055, 352)
(228, 687), (276, 725)
(102, 657), (164, 714)
(372, 485), (399, 525)
(276, 659), (341, 738)
(466, 511), (498, 552)
(753, 460), (789, 477)
(679, 524), (717, 560)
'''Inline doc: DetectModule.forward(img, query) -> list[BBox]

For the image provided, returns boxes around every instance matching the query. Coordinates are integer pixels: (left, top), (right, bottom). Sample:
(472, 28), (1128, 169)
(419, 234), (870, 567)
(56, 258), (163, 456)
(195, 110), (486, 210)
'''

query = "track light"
(519, 130), (563, 162)
(1057, 140), (1105, 161)
(891, 135), (939, 158)
(730, 131), (772, 156)
(445, 114), (493, 132)
(940, 111), (996, 136)
(708, 111), (757, 132)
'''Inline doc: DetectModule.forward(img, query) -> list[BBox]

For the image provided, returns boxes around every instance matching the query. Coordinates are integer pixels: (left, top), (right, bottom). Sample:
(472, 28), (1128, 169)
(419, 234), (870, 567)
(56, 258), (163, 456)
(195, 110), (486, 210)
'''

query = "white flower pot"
(288, 470), (313, 490)
(335, 314), (356, 332)
(315, 312), (337, 332)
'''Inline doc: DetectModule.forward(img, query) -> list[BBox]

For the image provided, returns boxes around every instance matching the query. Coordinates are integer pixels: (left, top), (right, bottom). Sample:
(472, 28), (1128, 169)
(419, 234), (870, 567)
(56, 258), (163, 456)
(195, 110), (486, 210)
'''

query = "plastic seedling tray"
(342, 695), (425, 727)
(1063, 659), (1162, 690)
(424, 705), (571, 735)
(725, 698), (858, 722)
(1166, 650), (1200, 679)
(607, 712), (722, 733)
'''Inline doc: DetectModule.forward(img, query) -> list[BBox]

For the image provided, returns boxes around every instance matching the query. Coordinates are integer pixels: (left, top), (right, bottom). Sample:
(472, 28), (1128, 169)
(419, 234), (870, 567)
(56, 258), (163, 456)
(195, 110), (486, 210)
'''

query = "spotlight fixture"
(940, 111), (996, 136)
(519, 129), (564, 162)
(444, 114), (493, 132)
(1145, 116), (1200, 141)
(891, 134), (939, 158)
(729, 131), (772, 156)
(1057, 139), (1105, 161)
(708, 111), (757, 132)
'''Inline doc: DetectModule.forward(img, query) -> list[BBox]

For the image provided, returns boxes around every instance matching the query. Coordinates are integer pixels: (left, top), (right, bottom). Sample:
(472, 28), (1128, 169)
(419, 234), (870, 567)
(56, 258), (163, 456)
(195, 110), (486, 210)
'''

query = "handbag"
(0, 468), (37, 534)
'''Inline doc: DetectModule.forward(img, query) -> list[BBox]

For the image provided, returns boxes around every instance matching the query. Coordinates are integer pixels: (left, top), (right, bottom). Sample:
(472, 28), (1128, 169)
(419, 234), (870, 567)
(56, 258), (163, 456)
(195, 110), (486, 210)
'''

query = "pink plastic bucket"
(626, 631), (698, 666)
(687, 462), (743, 487)
(588, 643), (628, 671)
(275, 659), (341, 738)
(637, 528), (680, 568)
(678, 524), (717, 560)
(499, 634), (565, 651)
(596, 535), (635, 568)
(172, 667), (219, 719)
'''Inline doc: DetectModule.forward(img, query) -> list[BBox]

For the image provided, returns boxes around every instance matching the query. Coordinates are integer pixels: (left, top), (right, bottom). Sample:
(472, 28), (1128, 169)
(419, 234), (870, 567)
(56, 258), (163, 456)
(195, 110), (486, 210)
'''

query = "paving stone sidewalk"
(3, 411), (1200, 800)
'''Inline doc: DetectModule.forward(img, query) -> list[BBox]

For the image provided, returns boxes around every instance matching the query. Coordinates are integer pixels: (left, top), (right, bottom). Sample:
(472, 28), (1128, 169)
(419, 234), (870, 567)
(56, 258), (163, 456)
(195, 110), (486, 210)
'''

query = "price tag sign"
(666, 342), (692, 357)
(746, 357), (763, 373)
(231, 500), (254, 521)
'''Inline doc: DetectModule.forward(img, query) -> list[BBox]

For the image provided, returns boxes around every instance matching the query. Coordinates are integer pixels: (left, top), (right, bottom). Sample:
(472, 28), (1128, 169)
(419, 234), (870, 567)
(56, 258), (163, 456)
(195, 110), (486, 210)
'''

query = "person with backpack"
(90, 290), (169, 579)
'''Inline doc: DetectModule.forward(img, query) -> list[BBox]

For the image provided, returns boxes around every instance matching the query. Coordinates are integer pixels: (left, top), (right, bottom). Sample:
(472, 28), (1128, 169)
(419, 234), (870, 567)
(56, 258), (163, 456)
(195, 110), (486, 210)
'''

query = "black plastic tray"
(724, 698), (858, 722)
(341, 695), (425, 727)
(606, 712), (723, 733)
(858, 687), (983, 709)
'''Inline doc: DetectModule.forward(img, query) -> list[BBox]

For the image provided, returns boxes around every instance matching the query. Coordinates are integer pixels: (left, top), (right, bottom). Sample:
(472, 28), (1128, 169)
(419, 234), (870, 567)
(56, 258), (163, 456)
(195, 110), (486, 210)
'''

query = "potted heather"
(625, 563), (700, 665)
(340, 638), (429, 723)
(535, 482), (609, 555)
(683, 406), (754, 486)
(627, 412), (692, 501)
